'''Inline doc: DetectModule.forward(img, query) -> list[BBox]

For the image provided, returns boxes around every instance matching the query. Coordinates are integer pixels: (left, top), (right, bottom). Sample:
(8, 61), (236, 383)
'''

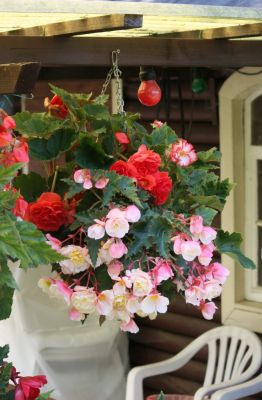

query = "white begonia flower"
(105, 216), (129, 238)
(71, 288), (97, 314)
(87, 219), (105, 240)
(140, 293), (169, 314)
(59, 245), (91, 274)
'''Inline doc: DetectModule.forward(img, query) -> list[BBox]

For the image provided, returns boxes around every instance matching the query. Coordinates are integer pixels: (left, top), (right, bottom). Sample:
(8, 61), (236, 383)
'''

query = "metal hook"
(12, 93), (34, 100)
(111, 49), (120, 66)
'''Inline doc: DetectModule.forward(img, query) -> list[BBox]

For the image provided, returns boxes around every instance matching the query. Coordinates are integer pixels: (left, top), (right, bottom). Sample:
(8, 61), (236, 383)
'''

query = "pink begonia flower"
(107, 260), (123, 280)
(56, 280), (73, 304)
(38, 277), (53, 295)
(45, 233), (62, 251)
(185, 283), (205, 306)
(151, 259), (174, 285)
(203, 280), (222, 301)
(13, 140), (29, 162)
(59, 245), (91, 274)
(110, 294), (130, 322)
(113, 279), (129, 296)
(126, 295), (140, 314)
(98, 239), (115, 265)
(69, 307), (85, 321)
(71, 287), (97, 314)
(170, 138), (197, 167)
(87, 219), (105, 240)
(151, 120), (163, 129)
(199, 226), (217, 245)
(73, 169), (92, 189)
(140, 293), (169, 314)
(96, 290), (114, 315)
(95, 177), (109, 189)
(124, 205), (141, 223)
(128, 269), (153, 297)
(190, 215), (203, 236)
(120, 318), (139, 333)
(13, 196), (28, 219)
(3, 116), (16, 130)
(172, 235), (183, 254)
(106, 207), (124, 219)
(105, 216), (129, 238)
(0, 130), (13, 147)
(109, 239), (128, 259)
(209, 262), (230, 284)
(199, 301), (217, 320)
(181, 240), (201, 261)
(198, 245), (213, 266)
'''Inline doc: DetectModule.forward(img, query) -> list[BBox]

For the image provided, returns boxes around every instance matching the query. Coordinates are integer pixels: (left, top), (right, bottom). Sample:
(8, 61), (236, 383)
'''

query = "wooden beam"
(160, 22), (262, 40)
(0, 37), (262, 68)
(0, 14), (142, 37)
(0, 62), (40, 94)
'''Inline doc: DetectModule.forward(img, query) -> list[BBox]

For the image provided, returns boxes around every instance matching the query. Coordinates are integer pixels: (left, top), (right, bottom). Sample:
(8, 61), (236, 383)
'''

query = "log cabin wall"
(24, 68), (261, 399)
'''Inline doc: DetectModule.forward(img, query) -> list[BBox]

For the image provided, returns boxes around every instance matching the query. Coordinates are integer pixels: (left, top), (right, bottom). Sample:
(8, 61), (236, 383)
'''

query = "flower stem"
(51, 166), (59, 192)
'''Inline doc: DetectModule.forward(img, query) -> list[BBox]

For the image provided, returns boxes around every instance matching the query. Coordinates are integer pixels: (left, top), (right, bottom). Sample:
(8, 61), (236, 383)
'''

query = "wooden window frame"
(219, 67), (262, 333)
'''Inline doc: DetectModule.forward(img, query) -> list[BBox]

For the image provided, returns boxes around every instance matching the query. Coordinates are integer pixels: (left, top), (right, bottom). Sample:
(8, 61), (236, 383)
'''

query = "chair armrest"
(210, 374), (262, 400)
(126, 339), (205, 400)
(194, 373), (262, 400)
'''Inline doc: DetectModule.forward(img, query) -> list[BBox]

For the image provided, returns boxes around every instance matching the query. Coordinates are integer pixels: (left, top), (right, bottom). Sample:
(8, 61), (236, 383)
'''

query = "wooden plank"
(0, 62), (40, 94)
(0, 14), (142, 37)
(161, 21), (262, 40)
(0, 37), (262, 68)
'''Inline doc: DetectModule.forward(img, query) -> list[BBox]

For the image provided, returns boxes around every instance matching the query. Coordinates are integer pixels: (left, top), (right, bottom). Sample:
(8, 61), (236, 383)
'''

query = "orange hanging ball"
(137, 67), (162, 107)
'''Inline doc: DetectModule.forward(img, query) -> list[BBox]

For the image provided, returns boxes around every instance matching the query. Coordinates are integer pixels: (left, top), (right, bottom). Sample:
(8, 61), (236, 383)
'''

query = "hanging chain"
(101, 49), (125, 115)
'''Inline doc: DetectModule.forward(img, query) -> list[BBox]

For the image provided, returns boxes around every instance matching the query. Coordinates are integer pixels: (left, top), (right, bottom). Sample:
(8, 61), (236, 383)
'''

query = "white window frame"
(219, 67), (262, 333)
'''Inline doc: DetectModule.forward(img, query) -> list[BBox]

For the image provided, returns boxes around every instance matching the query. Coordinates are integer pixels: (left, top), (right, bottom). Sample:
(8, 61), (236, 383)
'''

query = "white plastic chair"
(211, 373), (262, 400)
(125, 326), (262, 400)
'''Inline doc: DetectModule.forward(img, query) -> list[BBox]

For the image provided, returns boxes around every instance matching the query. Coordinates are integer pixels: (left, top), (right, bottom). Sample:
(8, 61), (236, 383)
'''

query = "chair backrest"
(202, 326), (262, 387)
(125, 326), (262, 400)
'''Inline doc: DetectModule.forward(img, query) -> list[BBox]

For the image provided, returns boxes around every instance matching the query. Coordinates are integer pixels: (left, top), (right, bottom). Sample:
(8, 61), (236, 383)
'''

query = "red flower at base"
(151, 171), (172, 205)
(128, 144), (161, 175)
(24, 192), (68, 232)
(110, 160), (137, 179)
(14, 375), (47, 400)
(45, 95), (68, 119)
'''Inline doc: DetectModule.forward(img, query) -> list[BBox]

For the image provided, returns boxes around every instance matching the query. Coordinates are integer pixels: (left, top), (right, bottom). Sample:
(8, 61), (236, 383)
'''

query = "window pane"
(251, 95), (262, 145)
(258, 227), (262, 286)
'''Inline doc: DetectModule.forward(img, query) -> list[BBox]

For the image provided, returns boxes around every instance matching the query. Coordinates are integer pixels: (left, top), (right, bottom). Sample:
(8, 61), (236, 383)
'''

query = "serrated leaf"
(0, 285), (14, 320)
(0, 191), (18, 210)
(29, 128), (78, 160)
(0, 260), (18, 289)
(14, 172), (48, 202)
(0, 164), (23, 188)
(197, 147), (221, 163)
(14, 111), (63, 138)
(102, 172), (141, 207)
(195, 206), (218, 225)
(128, 220), (153, 257)
(191, 195), (223, 211)
(75, 136), (113, 169)
(0, 213), (65, 269)
(150, 216), (172, 258)
(215, 230), (256, 269)
(94, 265), (112, 291)
(62, 178), (83, 199)
(83, 103), (110, 120)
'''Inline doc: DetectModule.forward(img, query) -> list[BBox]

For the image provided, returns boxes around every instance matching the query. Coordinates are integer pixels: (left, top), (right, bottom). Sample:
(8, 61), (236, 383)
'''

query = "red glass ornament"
(137, 67), (161, 107)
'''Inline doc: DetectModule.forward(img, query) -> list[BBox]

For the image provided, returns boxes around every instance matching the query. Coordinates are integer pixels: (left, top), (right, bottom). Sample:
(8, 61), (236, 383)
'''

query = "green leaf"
(215, 230), (256, 269)
(75, 136), (113, 169)
(0, 191), (18, 210)
(62, 178), (83, 199)
(197, 147), (221, 163)
(94, 265), (113, 291)
(157, 391), (165, 400)
(0, 285), (14, 320)
(29, 128), (78, 160)
(0, 260), (18, 289)
(86, 237), (101, 267)
(0, 164), (23, 188)
(0, 213), (65, 269)
(36, 390), (54, 400)
(150, 216), (172, 258)
(195, 206), (218, 225)
(83, 103), (110, 120)
(128, 220), (153, 257)
(191, 195), (223, 211)
(0, 345), (9, 364)
(102, 172), (141, 207)
(14, 111), (63, 138)
(14, 172), (48, 202)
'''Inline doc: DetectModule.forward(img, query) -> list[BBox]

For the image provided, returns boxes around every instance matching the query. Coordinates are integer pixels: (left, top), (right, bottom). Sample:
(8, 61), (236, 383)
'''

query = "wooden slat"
(0, 62), (40, 94)
(0, 14), (142, 37)
(163, 21), (262, 40)
(1, 37), (262, 67)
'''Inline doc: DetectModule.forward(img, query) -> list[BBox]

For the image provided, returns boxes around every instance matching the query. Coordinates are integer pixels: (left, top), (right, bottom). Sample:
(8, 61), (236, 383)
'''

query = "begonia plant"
(2, 85), (254, 333)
